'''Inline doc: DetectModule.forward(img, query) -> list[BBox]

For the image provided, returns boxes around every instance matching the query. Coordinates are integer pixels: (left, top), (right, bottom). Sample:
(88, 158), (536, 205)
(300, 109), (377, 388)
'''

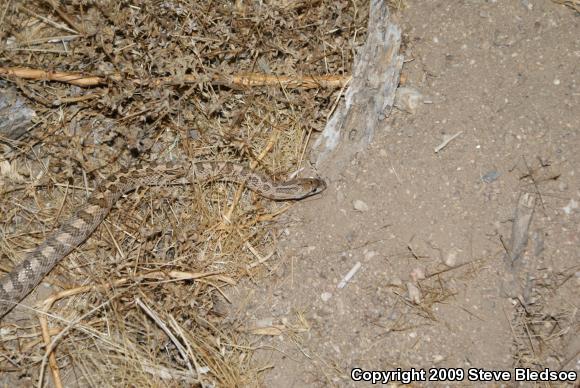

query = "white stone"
(321, 292), (332, 302)
(353, 199), (369, 212)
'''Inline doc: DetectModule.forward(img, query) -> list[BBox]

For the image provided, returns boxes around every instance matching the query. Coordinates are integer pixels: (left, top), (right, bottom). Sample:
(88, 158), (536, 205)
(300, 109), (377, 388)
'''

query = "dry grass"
(552, 0), (580, 13)
(0, 0), (370, 386)
(509, 269), (580, 372)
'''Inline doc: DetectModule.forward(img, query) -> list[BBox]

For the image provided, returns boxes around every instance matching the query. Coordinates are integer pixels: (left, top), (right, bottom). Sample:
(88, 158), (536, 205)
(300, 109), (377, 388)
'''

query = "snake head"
(283, 177), (327, 200)
(303, 177), (327, 197)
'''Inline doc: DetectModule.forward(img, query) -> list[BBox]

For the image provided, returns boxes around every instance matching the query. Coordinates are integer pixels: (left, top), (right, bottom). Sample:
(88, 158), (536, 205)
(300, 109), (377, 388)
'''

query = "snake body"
(0, 161), (326, 319)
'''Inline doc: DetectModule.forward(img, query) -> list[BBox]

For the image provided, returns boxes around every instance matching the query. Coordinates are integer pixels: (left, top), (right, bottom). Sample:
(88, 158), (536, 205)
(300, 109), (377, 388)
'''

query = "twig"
(140, 363), (198, 383)
(135, 298), (196, 378)
(43, 0), (83, 34)
(103, 222), (126, 261)
(37, 301), (112, 388)
(0, 66), (349, 89)
(246, 240), (276, 269)
(18, 6), (77, 34)
(434, 131), (463, 153)
(38, 318), (63, 388)
(4, 48), (69, 54)
(337, 261), (362, 289)
(38, 271), (234, 313)
(522, 156), (546, 212)
(255, 204), (292, 222)
(167, 314), (207, 382)
(52, 181), (69, 231)
(0, 0), (10, 29)
(16, 34), (81, 46)
(51, 91), (105, 106)
(30, 272), (234, 338)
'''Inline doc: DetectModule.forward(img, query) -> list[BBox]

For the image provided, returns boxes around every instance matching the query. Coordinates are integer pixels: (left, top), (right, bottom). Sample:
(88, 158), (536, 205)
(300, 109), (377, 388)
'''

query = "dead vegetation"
(0, 0), (370, 386)
(551, 0), (580, 13)
(510, 268), (580, 372)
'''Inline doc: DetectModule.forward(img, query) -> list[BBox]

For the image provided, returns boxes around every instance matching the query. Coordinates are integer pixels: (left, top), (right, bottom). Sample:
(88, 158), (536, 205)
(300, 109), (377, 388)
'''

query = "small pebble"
(390, 276), (403, 287)
(189, 129), (200, 139)
(321, 292), (332, 302)
(481, 170), (501, 183)
(410, 267), (426, 282)
(433, 354), (445, 363)
(444, 248), (461, 267)
(345, 230), (357, 243)
(562, 199), (578, 215)
(558, 181), (568, 192)
(394, 87), (423, 114)
(364, 250), (378, 260)
(353, 199), (369, 212)
(406, 282), (422, 304)
(520, 0), (533, 10)
(255, 317), (274, 328)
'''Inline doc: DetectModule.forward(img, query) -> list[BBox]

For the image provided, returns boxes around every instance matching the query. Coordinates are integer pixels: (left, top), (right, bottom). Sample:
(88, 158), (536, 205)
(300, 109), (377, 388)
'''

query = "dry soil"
(229, 1), (580, 386)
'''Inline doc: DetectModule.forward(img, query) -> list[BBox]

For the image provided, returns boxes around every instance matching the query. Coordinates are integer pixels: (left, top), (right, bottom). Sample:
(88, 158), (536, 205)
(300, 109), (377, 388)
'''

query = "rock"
(353, 199), (369, 212)
(410, 267), (426, 281)
(390, 277), (403, 287)
(433, 354), (445, 363)
(562, 199), (578, 215)
(321, 292), (332, 302)
(558, 181), (568, 192)
(444, 248), (461, 266)
(406, 282), (422, 304)
(481, 170), (501, 183)
(394, 86), (423, 114)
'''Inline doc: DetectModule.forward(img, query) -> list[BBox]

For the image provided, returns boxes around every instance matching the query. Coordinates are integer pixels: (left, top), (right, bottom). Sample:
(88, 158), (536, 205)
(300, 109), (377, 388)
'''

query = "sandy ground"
(229, 1), (579, 386)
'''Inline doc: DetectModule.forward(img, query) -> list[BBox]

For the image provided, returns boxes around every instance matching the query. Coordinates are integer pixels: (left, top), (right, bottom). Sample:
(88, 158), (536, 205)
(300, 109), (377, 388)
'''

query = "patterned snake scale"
(0, 161), (326, 319)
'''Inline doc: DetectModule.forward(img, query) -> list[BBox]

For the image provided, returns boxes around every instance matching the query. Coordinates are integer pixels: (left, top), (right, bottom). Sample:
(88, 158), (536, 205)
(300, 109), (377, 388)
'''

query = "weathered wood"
(505, 192), (536, 268)
(313, 0), (403, 175)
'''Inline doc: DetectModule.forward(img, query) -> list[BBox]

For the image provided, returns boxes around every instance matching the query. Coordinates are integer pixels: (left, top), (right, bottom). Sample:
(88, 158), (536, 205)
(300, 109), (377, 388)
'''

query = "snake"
(0, 161), (326, 319)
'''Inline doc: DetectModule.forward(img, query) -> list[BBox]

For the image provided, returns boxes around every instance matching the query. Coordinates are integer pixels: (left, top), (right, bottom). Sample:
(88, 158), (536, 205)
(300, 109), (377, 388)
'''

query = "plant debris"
(0, 0), (370, 385)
